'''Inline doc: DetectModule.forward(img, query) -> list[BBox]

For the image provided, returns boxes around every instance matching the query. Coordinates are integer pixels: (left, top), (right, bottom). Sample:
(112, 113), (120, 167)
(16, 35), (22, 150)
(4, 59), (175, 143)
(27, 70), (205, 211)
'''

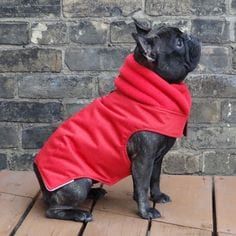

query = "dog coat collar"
(115, 54), (191, 118)
(34, 54), (192, 191)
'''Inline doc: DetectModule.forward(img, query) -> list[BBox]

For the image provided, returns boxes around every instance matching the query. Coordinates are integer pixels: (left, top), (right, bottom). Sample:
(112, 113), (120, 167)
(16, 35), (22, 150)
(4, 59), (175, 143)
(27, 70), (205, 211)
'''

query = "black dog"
(34, 19), (201, 222)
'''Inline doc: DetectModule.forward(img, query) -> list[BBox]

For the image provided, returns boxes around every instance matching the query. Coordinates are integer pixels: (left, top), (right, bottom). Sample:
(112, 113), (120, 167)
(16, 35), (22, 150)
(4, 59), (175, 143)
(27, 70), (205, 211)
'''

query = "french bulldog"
(34, 18), (201, 222)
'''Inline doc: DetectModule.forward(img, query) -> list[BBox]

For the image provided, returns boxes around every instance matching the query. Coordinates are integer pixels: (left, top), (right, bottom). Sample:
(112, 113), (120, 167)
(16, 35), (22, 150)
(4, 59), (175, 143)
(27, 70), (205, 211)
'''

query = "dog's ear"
(132, 33), (158, 62)
(132, 17), (151, 35)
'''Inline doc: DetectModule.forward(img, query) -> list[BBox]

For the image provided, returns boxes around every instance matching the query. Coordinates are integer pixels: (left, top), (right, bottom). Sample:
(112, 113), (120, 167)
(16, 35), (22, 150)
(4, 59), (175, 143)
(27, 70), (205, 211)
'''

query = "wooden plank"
(151, 221), (212, 236)
(84, 210), (148, 236)
(0, 170), (39, 198)
(94, 176), (138, 217)
(95, 175), (213, 231)
(153, 175), (213, 231)
(15, 196), (92, 236)
(0, 193), (32, 236)
(215, 176), (236, 235)
(218, 233), (236, 236)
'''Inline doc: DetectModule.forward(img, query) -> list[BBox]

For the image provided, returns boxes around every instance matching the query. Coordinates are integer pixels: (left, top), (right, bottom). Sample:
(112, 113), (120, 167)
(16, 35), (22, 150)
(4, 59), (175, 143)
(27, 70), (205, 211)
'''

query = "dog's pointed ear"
(132, 17), (151, 35)
(132, 33), (156, 62)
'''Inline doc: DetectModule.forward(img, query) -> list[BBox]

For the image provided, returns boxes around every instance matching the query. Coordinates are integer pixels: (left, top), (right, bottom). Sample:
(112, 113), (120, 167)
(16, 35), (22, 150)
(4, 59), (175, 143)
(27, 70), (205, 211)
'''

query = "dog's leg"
(150, 138), (175, 203)
(44, 179), (93, 222)
(132, 155), (161, 219)
(150, 156), (171, 203)
(34, 163), (94, 222)
(46, 187), (107, 221)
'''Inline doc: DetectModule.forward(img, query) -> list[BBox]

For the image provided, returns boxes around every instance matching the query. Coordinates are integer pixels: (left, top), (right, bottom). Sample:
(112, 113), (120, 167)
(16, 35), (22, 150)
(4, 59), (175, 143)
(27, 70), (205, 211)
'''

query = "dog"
(34, 18), (201, 222)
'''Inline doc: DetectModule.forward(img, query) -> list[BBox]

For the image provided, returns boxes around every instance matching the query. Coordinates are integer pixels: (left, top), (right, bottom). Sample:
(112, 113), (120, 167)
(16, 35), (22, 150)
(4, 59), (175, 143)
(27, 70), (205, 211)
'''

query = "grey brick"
(65, 47), (130, 71)
(31, 22), (67, 45)
(186, 154), (201, 174)
(146, 0), (226, 16)
(163, 150), (200, 174)
(230, 0), (236, 14)
(190, 100), (220, 123)
(0, 101), (63, 123)
(153, 20), (190, 32)
(63, 0), (142, 17)
(0, 48), (61, 72)
(230, 153), (236, 175)
(0, 125), (19, 148)
(232, 48), (236, 70)
(70, 21), (108, 44)
(222, 101), (236, 123)
(163, 152), (186, 174)
(0, 22), (29, 45)
(186, 75), (236, 98)
(0, 153), (7, 170)
(64, 103), (89, 118)
(18, 75), (95, 99)
(0, 77), (15, 98)
(97, 72), (116, 96)
(191, 19), (230, 43)
(182, 126), (236, 149)
(203, 151), (236, 175)
(22, 126), (56, 149)
(8, 153), (34, 171)
(110, 21), (136, 43)
(234, 25), (236, 47)
(0, 0), (60, 17)
(145, 0), (191, 16)
(191, 0), (226, 16)
(197, 46), (230, 73)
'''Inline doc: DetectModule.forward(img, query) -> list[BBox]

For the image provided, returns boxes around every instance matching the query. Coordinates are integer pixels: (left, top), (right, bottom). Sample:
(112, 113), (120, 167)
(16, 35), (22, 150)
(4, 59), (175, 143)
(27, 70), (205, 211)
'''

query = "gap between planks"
(212, 176), (217, 236)
(9, 190), (41, 236)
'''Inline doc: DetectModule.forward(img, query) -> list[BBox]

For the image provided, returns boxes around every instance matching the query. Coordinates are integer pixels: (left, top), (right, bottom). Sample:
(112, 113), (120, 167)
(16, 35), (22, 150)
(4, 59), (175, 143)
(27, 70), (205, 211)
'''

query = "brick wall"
(0, 0), (235, 175)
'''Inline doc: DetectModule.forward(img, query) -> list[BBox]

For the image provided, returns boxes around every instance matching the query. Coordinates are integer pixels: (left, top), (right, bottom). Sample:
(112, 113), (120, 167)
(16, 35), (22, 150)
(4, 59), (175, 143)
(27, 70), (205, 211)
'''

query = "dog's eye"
(176, 38), (183, 48)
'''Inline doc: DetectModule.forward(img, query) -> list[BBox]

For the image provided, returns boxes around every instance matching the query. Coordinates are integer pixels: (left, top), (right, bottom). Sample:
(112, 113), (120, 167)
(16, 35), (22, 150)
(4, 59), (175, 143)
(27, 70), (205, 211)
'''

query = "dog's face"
(132, 19), (201, 83)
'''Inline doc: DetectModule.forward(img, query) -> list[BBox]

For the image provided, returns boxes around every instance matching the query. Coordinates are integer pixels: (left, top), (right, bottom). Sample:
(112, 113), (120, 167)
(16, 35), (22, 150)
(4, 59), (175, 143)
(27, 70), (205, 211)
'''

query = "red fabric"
(34, 54), (192, 191)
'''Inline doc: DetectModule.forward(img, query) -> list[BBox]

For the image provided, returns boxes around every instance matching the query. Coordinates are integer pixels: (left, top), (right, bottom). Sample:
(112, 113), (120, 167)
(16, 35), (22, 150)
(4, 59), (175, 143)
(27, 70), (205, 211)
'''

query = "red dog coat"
(34, 54), (192, 191)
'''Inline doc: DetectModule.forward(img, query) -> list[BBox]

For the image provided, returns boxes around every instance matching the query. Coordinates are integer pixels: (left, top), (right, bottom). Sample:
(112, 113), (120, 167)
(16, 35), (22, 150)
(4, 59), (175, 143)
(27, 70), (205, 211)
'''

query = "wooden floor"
(0, 170), (235, 236)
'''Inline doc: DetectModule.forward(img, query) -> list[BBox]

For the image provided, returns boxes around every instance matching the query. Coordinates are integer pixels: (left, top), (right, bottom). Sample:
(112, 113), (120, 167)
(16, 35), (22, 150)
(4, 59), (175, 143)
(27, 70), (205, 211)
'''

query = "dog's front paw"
(151, 192), (171, 203)
(139, 208), (161, 219)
